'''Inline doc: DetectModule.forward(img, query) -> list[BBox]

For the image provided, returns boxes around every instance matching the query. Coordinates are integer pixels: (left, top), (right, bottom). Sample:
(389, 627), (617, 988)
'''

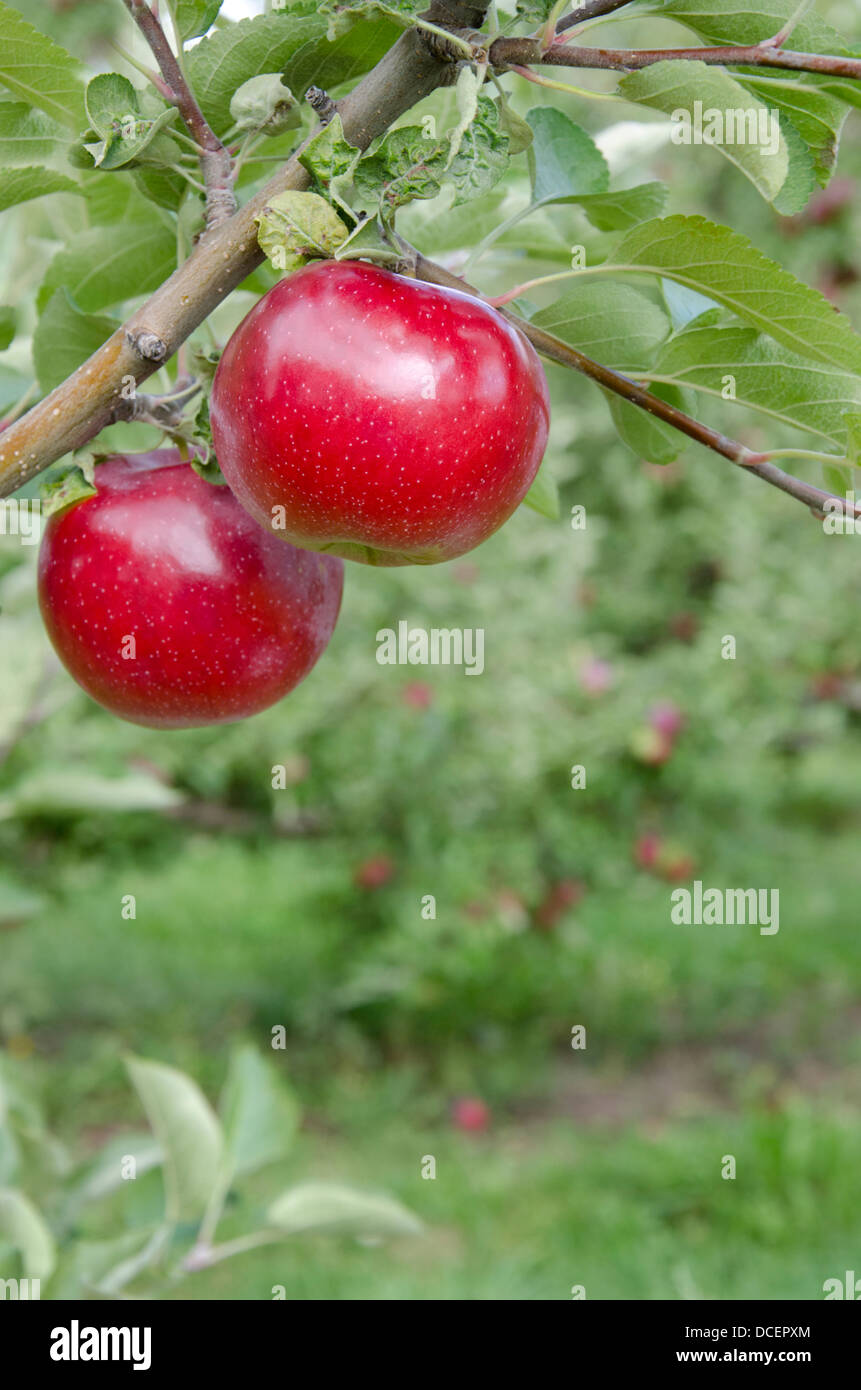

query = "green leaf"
(526, 108), (609, 206)
(173, 0), (224, 43)
(0, 101), (66, 165)
(532, 281), (672, 373)
(229, 73), (300, 134)
(299, 113), (360, 215)
(844, 412), (861, 466)
(37, 217), (177, 312)
(448, 95), (509, 206)
(618, 61), (792, 207)
(32, 290), (119, 395)
(285, 11), (402, 95)
(522, 461), (559, 520)
(649, 321), (861, 450)
(737, 71), (850, 189)
(606, 382), (693, 464)
(0, 164), (79, 213)
(610, 215), (861, 375)
(255, 190), (349, 272)
(37, 463), (98, 519)
(126, 1057), (223, 1224)
(637, 0), (850, 56)
(0, 305), (16, 351)
(497, 96), (533, 157)
(85, 72), (139, 137)
(0, 1188), (55, 1278)
(0, 769), (183, 816)
(353, 125), (447, 216)
(0, 1), (86, 129)
(83, 78), (179, 170)
(571, 182), (668, 232)
(65, 1133), (162, 1210)
(266, 1182), (422, 1238)
(186, 13), (327, 134)
(219, 1044), (300, 1179)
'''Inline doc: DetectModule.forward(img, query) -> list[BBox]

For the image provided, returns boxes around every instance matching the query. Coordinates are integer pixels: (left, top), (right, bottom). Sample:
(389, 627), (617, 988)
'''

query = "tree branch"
(556, 0), (636, 36)
(0, 7), (477, 499)
(123, 0), (236, 229)
(491, 35), (861, 81)
(399, 243), (860, 521)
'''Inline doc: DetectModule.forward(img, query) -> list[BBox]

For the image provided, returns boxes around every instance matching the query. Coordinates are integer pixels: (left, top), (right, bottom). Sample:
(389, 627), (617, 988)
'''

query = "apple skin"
(37, 451), (344, 729)
(209, 260), (551, 566)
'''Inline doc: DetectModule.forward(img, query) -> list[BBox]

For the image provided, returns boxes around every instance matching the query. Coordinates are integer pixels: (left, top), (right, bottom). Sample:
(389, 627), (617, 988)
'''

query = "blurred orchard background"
(1, 0), (861, 1300)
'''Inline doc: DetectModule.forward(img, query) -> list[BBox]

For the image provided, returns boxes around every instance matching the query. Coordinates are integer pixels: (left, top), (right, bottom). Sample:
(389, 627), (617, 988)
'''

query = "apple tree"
(0, 0), (860, 724)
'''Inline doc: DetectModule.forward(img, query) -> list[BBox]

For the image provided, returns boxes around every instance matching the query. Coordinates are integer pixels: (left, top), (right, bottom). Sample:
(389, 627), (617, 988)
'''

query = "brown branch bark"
(123, 0), (236, 229)
(556, 0), (636, 34)
(491, 35), (861, 81)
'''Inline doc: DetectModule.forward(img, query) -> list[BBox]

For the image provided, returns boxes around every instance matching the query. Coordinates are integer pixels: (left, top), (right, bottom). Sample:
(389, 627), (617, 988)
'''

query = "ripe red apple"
(209, 260), (551, 566)
(38, 450), (343, 729)
(353, 855), (395, 889)
(451, 1097), (490, 1134)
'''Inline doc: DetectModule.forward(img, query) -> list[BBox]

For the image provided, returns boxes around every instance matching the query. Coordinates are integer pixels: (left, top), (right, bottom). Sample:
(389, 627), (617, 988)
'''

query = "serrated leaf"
(37, 217), (177, 313)
(298, 112), (360, 211)
(173, 0), (224, 42)
(32, 290), (119, 395)
(0, 1188), (55, 1278)
(85, 73), (139, 138)
(618, 61), (791, 206)
(526, 108), (609, 206)
(532, 281), (672, 372)
(610, 215), (861, 374)
(219, 1044), (299, 1179)
(186, 13), (327, 134)
(0, 101), (66, 165)
(353, 125), (447, 216)
(286, 11), (402, 95)
(0, 1), (86, 129)
(126, 1057), (223, 1224)
(448, 95), (509, 206)
(637, 0), (850, 56)
(522, 461), (559, 519)
(255, 190), (349, 271)
(571, 181), (668, 232)
(648, 321), (861, 450)
(739, 71), (850, 189)
(0, 164), (79, 213)
(266, 1182), (422, 1238)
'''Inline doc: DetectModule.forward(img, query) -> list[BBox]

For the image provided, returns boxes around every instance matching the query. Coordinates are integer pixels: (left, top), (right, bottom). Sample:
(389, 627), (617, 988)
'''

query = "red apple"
(37, 451), (343, 729)
(209, 260), (550, 566)
(533, 878), (584, 930)
(649, 700), (685, 740)
(353, 855), (395, 889)
(452, 1097), (490, 1134)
